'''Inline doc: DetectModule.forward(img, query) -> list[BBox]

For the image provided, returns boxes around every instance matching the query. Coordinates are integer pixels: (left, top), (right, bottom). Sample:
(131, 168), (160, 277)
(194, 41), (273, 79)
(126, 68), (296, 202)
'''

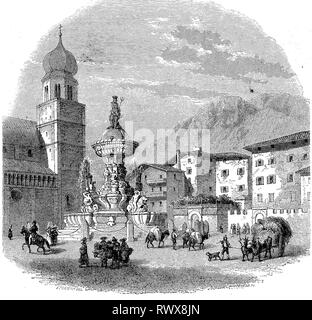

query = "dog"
(206, 251), (221, 261)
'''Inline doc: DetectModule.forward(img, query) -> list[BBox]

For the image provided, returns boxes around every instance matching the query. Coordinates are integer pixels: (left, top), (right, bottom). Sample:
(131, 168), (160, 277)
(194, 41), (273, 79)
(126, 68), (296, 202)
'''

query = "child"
(79, 237), (89, 268)
(8, 225), (13, 240)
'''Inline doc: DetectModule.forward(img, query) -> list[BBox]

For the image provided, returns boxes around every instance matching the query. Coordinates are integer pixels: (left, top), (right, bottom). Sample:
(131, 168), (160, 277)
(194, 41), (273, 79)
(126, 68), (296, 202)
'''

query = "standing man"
(264, 235), (273, 259)
(236, 223), (241, 237)
(8, 225), (13, 240)
(79, 237), (89, 268)
(120, 238), (129, 250)
(220, 235), (231, 260)
(171, 228), (178, 250)
(219, 224), (224, 233)
(99, 236), (107, 250)
(112, 237), (121, 252)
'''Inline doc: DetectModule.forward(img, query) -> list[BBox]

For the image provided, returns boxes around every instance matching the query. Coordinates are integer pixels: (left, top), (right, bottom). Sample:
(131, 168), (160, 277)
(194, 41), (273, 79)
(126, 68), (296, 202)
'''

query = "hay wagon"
(251, 216), (293, 257)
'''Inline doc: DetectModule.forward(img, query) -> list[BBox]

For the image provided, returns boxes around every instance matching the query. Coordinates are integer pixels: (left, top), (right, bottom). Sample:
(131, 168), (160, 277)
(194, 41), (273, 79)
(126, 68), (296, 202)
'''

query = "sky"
(9, 0), (303, 136)
(5, 0), (308, 179)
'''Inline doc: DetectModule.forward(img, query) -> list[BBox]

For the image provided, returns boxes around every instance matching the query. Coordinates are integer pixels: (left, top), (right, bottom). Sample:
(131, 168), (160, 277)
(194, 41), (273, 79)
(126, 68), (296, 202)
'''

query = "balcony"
(145, 178), (167, 185)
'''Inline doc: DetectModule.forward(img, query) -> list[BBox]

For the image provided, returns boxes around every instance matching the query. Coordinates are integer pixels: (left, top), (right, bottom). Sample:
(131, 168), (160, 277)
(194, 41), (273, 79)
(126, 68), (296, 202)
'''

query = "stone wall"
(172, 204), (229, 233)
(2, 182), (58, 235)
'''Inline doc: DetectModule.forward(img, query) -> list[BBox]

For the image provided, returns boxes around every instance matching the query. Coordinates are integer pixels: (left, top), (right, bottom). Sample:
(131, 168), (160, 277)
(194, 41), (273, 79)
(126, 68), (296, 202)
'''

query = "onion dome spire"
(42, 24), (78, 76)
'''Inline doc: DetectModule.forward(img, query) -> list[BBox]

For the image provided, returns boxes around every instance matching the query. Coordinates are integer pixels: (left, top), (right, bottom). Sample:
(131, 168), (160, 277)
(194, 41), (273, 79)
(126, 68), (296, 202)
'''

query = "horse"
(20, 226), (51, 254)
(239, 237), (253, 261)
(93, 242), (120, 268)
(145, 228), (170, 248)
(188, 231), (209, 251)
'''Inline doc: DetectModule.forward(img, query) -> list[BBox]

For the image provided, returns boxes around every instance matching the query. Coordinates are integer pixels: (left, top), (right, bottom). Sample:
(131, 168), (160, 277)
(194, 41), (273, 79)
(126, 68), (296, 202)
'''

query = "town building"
(2, 28), (85, 233)
(175, 148), (211, 194)
(195, 152), (252, 209)
(243, 131), (310, 211)
(129, 163), (187, 226)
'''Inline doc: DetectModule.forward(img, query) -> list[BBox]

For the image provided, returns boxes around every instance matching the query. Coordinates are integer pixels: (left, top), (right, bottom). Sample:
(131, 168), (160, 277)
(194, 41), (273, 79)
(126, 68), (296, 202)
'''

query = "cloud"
(155, 56), (199, 69)
(161, 26), (294, 82)
(118, 81), (223, 100)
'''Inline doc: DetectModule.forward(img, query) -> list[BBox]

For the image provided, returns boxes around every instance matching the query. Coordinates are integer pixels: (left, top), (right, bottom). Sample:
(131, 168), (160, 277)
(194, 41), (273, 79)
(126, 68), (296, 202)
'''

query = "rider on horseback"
(29, 221), (38, 245)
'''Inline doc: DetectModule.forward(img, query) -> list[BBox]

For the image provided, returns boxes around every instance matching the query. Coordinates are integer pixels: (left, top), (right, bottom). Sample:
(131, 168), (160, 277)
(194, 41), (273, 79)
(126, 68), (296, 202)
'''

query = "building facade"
(176, 148), (211, 194)
(244, 131), (310, 210)
(296, 166), (310, 212)
(129, 164), (187, 226)
(2, 29), (85, 233)
(195, 152), (252, 209)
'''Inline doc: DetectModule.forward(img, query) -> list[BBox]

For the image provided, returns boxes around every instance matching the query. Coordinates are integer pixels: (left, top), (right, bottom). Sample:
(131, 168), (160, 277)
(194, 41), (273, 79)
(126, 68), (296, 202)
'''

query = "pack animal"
(145, 228), (170, 248)
(188, 231), (209, 251)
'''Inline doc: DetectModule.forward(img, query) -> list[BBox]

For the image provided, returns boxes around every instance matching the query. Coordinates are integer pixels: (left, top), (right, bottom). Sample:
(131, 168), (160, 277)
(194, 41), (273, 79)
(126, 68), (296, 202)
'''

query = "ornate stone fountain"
(59, 96), (141, 240)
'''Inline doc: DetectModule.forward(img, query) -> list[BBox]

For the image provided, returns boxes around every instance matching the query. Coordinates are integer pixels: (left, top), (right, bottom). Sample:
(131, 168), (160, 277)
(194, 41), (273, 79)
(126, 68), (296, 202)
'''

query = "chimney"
(176, 149), (181, 170)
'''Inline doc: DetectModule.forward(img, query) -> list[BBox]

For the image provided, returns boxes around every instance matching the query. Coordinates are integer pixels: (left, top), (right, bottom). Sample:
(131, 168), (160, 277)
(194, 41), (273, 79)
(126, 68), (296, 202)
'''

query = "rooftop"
(2, 116), (43, 147)
(244, 131), (310, 152)
(212, 152), (250, 161)
(168, 150), (250, 164)
(142, 163), (184, 173)
(3, 158), (56, 175)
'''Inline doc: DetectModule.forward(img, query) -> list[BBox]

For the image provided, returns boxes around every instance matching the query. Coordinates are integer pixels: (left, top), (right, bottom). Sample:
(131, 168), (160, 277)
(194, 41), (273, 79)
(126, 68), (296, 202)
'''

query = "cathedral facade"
(2, 29), (85, 233)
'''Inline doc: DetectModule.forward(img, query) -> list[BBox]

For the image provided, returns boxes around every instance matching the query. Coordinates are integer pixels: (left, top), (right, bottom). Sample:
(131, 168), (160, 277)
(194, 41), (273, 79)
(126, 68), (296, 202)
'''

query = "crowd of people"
(79, 236), (130, 268)
(229, 222), (251, 236)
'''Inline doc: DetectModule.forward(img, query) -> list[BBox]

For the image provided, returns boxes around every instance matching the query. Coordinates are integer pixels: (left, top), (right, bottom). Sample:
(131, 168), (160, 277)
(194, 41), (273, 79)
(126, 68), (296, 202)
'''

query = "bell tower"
(36, 25), (86, 225)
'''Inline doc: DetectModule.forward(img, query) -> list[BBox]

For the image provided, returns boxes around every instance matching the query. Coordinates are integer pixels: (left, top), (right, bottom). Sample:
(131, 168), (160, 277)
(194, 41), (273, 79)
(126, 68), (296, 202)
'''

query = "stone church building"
(2, 29), (85, 233)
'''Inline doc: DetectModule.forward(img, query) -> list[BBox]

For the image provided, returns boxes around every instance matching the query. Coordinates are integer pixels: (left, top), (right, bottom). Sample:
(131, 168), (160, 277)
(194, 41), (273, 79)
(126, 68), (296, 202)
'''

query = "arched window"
(28, 149), (33, 157)
(3, 146), (7, 153)
(66, 85), (73, 100)
(44, 85), (49, 101)
(42, 176), (46, 187)
(65, 194), (74, 210)
(55, 84), (61, 98)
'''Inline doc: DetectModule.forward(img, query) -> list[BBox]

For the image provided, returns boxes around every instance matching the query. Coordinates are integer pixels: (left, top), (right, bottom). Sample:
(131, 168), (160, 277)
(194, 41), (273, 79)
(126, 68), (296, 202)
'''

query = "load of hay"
(251, 216), (293, 257)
